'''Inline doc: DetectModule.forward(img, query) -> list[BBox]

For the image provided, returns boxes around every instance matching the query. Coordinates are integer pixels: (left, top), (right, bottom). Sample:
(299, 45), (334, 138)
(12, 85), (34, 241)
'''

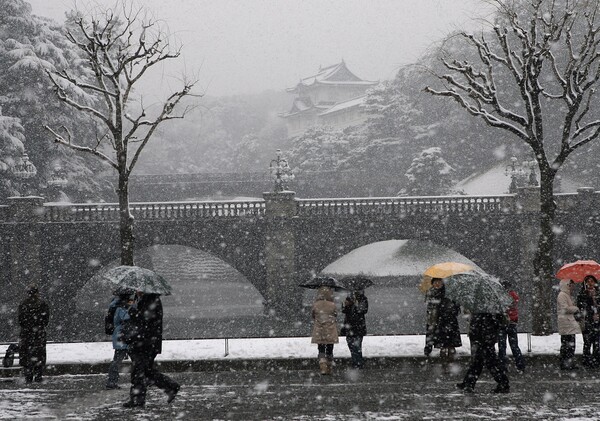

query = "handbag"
(2, 343), (19, 368)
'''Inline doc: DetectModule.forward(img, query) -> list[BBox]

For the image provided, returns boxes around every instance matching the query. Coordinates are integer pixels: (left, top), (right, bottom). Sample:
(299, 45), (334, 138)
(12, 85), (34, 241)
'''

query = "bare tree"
(44, 4), (197, 266)
(425, 0), (600, 334)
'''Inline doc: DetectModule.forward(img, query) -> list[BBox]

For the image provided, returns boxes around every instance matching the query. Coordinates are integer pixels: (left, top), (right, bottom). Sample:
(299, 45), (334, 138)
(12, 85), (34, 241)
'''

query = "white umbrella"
(102, 265), (172, 295)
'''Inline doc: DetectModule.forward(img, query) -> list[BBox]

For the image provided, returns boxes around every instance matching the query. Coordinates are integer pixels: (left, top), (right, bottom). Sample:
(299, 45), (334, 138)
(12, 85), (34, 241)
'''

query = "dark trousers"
(463, 341), (509, 389)
(560, 334), (577, 369)
(317, 344), (334, 360)
(23, 359), (44, 383)
(129, 351), (179, 405)
(582, 326), (600, 365)
(107, 349), (128, 387)
(346, 336), (364, 368)
(497, 323), (525, 371)
(21, 343), (46, 383)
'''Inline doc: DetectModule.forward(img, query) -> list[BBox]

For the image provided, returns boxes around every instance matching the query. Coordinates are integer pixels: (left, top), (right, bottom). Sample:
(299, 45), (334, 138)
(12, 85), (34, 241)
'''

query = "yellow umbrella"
(418, 262), (474, 294)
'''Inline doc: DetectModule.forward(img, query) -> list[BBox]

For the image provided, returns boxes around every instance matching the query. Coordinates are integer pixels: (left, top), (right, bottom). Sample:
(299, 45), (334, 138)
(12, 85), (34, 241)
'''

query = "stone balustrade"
(296, 194), (516, 216)
(38, 199), (266, 222)
(0, 189), (598, 223)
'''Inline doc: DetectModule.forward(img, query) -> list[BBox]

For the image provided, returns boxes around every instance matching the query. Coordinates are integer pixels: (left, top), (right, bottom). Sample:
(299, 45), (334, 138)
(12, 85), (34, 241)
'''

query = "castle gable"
(281, 61), (377, 137)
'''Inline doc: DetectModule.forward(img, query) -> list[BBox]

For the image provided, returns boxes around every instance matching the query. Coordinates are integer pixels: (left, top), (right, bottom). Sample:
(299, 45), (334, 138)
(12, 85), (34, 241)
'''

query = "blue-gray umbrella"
(444, 272), (511, 314)
(102, 265), (172, 296)
(299, 276), (347, 291)
(338, 275), (374, 291)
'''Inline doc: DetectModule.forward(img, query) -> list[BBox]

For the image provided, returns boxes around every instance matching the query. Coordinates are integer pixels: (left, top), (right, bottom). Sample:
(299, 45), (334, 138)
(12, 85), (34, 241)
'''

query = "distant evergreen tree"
(0, 0), (107, 200)
(402, 147), (456, 196)
(288, 127), (350, 172)
(362, 80), (420, 140)
(0, 109), (26, 196)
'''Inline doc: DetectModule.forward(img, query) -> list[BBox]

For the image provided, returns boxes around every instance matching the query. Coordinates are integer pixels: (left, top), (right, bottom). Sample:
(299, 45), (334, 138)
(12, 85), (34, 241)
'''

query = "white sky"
(27, 0), (494, 97)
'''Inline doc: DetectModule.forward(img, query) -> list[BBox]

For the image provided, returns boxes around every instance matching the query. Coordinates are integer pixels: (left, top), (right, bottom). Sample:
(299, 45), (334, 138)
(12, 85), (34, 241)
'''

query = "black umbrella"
(298, 276), (347, 290)
(339, 275), (374, 291)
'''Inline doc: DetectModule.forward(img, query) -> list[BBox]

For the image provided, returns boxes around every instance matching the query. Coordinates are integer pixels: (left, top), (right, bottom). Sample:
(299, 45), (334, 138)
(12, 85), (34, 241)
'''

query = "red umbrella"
(556, 260), (600, 283)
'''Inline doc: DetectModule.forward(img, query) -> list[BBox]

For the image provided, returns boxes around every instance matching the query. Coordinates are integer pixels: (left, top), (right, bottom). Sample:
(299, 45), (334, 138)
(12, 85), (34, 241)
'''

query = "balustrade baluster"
(16, 194), (524, 226)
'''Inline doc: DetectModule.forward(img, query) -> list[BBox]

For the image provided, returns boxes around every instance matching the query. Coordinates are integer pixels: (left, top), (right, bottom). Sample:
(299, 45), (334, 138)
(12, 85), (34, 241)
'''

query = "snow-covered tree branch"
(425, 0), (600, 335)
(44, 2), (200, 265)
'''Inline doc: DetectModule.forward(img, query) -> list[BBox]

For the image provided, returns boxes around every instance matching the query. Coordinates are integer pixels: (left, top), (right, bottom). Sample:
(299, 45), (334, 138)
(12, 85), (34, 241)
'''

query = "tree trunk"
(118, 174), (135, 266)
(531, 166), (556, 335)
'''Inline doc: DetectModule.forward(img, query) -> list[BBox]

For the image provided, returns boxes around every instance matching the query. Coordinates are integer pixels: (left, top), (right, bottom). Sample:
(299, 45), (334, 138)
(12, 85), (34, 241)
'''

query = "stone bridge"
(1, 187), (598, 340)
(107, 170), (402, 202)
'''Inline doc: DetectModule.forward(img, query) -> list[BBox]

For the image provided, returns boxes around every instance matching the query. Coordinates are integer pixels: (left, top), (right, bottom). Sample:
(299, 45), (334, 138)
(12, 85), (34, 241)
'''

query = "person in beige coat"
(557, 280), (582, 370)
(311, 286), (339, 375)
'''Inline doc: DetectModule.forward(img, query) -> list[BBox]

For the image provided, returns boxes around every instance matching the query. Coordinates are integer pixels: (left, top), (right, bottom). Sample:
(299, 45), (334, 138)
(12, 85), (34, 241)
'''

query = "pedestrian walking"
(17, 284), (50, 383)
(424, 279), (442, 356)
(122, 291), (180, 408)
(457, 312), (510, 393)
(576, 275), (600, 368)
(341, 289), (368, 369)
(425, 278), (462, 363)
(557, 279), (581, 370)
(311, 286), (338, 375)
(105, 291), (132, 389)
(497, 281), (526, 372)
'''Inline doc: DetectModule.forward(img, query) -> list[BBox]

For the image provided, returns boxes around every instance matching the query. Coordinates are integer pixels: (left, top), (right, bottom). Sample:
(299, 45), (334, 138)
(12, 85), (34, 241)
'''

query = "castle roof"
(318, 95), (367, 116)
(286, 61), (377, 93)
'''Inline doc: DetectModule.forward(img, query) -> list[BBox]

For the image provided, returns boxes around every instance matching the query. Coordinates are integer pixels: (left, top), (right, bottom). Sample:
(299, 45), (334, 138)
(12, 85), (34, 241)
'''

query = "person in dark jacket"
(457, 313), (510, 393)
(497, 281), (526, 372)
(576, 275), (600, 368)
(424, 278), (442, 356)
(123, 292), (180, 408)
(105, 291), (132, 389)
(427, 279), (462, 363)
(341, 289), (368, 369)
(18, 284), (50, 383)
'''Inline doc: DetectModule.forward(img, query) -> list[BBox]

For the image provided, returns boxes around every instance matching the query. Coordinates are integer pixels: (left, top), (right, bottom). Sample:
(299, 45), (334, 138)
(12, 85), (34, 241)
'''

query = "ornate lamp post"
(47, 165), (68, 189)
(505, 157), (523, 193)
(524, 158), (539, 187)
(505, 156), (539, 193)
(11, 151), (37, 195)
(269, 149), (294, 192)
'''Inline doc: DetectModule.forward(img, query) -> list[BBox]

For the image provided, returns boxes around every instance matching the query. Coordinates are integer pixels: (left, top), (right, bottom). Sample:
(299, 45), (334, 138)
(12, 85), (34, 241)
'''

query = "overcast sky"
(27, 0), (494, 98)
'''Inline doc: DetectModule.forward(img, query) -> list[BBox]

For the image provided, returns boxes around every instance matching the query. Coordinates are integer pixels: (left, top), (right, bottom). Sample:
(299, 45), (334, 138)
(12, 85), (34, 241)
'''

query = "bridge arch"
(306, 239), (480, 335)
(74, 244), (265, 340)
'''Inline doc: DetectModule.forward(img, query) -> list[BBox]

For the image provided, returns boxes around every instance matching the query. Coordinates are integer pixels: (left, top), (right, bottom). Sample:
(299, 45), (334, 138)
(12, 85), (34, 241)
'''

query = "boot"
(447, 347), (456, 360)
(319, 358), (328, 375)
(326, 359), (333, 375)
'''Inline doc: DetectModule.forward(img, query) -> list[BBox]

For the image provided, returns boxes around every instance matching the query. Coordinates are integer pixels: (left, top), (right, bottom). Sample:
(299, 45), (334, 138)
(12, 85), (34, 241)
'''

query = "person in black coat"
(457, 313), (510, 393)
(341, 289), (368, 368)
(18, 284), (50, 383)
(427, 279), (462, 362)
(123, 292), (180, 408)
(576, 275), (600, 368)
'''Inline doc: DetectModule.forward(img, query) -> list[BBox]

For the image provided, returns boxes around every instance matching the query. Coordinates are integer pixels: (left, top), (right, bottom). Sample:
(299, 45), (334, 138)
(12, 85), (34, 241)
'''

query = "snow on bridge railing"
(40, 199), (266, 222)
(295, 194), (517, 216)
(553, 191), (595, 211)
(3, 191), (592, 223)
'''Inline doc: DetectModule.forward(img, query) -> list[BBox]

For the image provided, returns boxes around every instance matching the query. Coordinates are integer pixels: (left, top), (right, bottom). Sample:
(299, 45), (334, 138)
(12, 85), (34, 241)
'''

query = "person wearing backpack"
(105, 290), (132, 390)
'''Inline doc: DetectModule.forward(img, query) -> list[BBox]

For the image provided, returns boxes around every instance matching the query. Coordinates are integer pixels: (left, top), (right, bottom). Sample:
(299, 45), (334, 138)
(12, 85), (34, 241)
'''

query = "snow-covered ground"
(0, 333), (574, 365)
(0, 334), (593, 420)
